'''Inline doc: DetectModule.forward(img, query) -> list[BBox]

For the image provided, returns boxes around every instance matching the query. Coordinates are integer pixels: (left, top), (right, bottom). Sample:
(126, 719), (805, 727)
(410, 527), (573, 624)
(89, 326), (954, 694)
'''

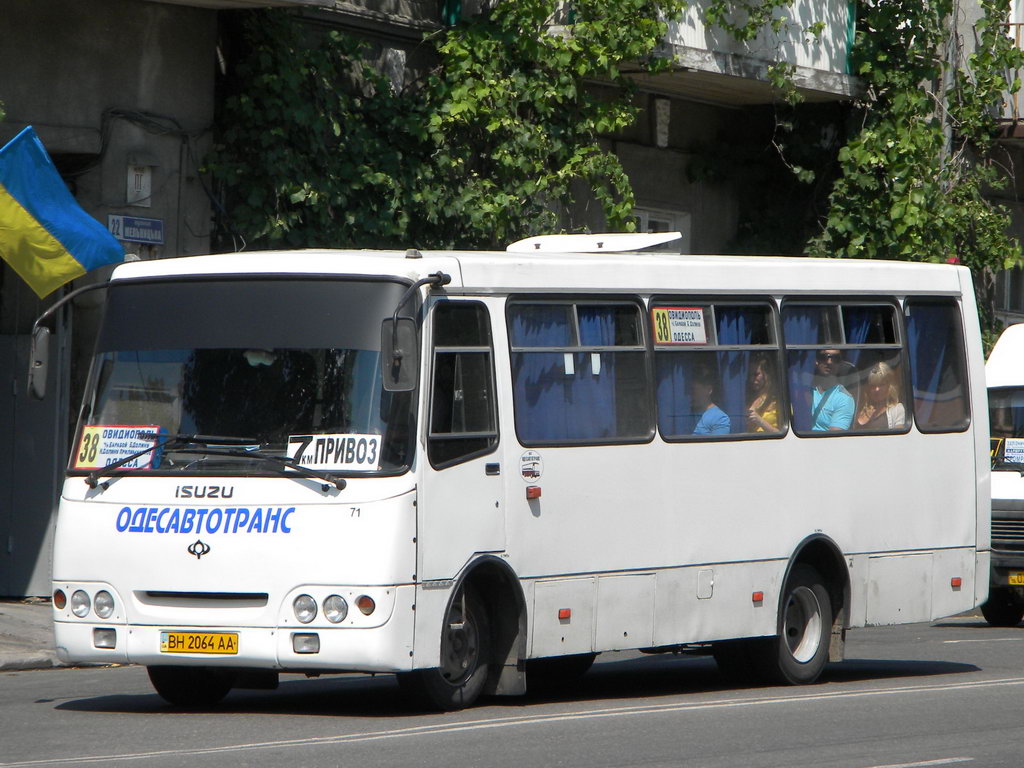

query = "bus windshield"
(70, 277), (416, 476)
(990, 387), (1024, 466)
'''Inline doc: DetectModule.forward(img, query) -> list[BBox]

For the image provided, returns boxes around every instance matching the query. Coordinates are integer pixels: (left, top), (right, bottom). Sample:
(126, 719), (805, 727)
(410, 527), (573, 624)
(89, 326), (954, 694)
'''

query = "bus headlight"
(71, 590), (91, 618)
(94, 590), (115, 619)
(323, 595), (348, 623)
(293, 594), (317, 624)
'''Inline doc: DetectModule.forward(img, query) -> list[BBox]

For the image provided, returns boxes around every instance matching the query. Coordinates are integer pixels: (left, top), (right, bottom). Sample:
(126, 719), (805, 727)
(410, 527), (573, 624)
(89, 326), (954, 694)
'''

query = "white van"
(985, 323), (1024, 625)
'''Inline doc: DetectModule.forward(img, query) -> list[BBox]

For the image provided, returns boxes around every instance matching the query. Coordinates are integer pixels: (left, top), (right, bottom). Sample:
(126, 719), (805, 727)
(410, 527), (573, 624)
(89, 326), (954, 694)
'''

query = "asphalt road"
(4, 615), (1024, 768)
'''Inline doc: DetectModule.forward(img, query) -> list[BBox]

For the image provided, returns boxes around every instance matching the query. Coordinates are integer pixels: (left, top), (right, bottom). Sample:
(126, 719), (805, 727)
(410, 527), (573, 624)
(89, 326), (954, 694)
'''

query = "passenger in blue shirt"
(811, 348), (854, 431)
(690, 365), (731, 435)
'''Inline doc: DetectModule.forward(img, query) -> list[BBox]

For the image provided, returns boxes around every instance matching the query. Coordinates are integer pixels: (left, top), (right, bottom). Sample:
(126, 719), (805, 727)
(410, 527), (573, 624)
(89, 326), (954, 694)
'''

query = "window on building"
(634, 207), (691, 253)
(996, 266), (1024, 315)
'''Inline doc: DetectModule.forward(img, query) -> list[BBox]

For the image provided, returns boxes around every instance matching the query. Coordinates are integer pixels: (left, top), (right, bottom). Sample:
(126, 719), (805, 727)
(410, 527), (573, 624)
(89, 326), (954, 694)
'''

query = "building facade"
(0, 0), (858, 596)
(993, 1), (1024, 326)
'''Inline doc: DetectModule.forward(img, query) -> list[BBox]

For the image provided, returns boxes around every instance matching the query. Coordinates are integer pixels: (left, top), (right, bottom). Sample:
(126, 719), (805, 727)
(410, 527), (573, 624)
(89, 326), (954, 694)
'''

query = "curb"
(0, 651), (65, 671)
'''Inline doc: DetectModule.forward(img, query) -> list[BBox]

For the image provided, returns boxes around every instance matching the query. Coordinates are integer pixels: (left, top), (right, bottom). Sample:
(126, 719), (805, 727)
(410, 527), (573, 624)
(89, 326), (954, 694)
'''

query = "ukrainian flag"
(0, 126), (123, 298)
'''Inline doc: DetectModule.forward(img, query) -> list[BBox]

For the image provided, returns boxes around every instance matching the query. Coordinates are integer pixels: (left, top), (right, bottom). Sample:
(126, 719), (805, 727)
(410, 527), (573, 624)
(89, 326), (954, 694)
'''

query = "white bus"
(44, 236), (989, 710)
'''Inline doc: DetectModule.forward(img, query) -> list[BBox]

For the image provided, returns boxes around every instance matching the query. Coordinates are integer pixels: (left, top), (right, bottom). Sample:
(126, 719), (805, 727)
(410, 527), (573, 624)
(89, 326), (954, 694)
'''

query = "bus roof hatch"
(505, 231), (682, 254)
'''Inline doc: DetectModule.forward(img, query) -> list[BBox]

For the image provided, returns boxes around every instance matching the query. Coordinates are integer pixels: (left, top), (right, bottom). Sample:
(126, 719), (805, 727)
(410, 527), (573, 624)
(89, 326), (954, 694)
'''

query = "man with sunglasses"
(811, 348), (854, 431)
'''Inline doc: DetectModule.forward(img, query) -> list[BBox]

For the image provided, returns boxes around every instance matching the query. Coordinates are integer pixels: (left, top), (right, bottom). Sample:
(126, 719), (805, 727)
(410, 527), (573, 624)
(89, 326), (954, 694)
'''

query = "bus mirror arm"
(27, 281), (109, 400)
(28, 326), (50, 400)
(382, 271), (451, 392)
(381, 318), (418, 392)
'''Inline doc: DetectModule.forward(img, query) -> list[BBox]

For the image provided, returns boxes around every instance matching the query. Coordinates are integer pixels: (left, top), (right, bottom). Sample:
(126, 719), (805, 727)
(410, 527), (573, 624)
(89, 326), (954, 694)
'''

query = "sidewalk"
(0, 599), (64, 671)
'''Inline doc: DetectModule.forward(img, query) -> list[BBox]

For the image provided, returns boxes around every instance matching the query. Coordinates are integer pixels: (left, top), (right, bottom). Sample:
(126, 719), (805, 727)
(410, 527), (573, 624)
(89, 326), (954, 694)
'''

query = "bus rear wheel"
(147, 665), (234, 707)
(398, 587), (490, 711)
(981, 588), (1024, 627)
(769, 564), (832, 685)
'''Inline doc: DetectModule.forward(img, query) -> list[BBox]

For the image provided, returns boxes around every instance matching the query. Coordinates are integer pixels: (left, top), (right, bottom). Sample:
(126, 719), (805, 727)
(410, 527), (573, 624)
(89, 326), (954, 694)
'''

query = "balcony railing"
(666, 0), (854, 78)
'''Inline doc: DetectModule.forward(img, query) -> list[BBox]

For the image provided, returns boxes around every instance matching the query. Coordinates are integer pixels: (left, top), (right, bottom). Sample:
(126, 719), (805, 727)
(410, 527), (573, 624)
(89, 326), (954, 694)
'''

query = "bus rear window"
(904, 299), (970, 433)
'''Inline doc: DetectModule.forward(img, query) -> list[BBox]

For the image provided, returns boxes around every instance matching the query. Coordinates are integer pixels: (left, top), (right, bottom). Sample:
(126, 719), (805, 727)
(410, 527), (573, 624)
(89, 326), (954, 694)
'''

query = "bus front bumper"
(53, 585), (416, 673)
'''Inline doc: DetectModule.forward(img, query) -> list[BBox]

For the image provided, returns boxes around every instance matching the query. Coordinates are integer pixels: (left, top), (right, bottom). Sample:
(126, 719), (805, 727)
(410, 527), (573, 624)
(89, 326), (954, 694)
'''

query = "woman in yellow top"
(746, 353), (779, 433)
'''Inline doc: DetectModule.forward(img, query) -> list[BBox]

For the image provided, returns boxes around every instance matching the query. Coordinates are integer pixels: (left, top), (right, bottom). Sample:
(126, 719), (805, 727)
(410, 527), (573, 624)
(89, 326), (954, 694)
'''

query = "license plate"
(160, 631), (238, 655)
(1009, 572), (1024, 587)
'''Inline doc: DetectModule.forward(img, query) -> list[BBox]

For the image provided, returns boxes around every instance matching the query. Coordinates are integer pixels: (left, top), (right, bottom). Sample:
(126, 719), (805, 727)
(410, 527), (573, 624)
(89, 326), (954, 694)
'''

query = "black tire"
(767, 564), (832, 685)
(398, 587), (491, 711)
(147, 666), (234, 707)
(981, 589), (1024, 627)
(525, 653), (596, 693)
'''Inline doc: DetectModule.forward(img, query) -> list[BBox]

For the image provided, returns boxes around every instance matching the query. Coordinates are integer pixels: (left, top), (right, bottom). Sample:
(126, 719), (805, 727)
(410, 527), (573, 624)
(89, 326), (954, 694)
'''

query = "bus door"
(418, 299), (504, 580)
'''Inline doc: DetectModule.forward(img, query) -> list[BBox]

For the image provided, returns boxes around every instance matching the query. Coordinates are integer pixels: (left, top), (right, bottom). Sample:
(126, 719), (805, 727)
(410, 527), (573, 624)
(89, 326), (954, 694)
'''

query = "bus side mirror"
(27, 326), (50, 400)
(381, 317), (418, 392)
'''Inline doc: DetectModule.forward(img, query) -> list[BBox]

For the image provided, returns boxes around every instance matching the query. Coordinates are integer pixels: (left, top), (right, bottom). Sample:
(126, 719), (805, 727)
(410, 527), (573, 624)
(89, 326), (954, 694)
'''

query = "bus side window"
(653, 301), (785, 439)
(783, 301), (906, 435)
(508, 300), (652, 445)
(782, 305), (843, 434)
(904, 299), (970, 432)
(428, 301), (499, 468)
(842, 305), (907, 433)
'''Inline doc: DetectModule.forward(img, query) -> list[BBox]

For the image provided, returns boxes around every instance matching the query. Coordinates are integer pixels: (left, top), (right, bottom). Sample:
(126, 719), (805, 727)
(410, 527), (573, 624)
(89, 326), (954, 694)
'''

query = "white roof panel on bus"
(110, 248), (967, 296)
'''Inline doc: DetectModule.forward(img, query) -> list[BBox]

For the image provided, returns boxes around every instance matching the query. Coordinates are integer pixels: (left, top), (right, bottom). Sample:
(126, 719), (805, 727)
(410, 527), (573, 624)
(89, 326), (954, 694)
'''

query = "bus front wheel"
(147, 665), (233, 707)
(770, 564), (832, 685)
(398, 587), (490, 710)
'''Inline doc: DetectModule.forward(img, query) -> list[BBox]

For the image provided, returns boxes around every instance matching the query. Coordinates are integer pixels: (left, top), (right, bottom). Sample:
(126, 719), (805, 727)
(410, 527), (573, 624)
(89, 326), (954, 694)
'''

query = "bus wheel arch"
(455, 555), (528, 698)
(402, 556), (527, 709)
(773, 536), (850, 684)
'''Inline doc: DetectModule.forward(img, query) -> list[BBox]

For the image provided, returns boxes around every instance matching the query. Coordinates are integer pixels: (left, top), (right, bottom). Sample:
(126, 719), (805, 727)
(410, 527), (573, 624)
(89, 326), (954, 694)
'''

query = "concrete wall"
(563, 89), (755, 254)
(621, 95), (743, 253)
(1, 0), (217, 270)
(0, 0), (219, 596)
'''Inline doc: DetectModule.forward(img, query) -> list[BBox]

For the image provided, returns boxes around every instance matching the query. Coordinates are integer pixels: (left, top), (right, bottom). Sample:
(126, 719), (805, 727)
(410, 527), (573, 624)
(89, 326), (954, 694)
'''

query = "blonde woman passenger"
(855, 361), (906, 431)
(746, 353), (780, 433)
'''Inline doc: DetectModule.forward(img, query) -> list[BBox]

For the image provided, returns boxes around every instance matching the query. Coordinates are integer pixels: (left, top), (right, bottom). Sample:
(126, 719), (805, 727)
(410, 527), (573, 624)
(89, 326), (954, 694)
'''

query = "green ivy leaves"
(204, 0), (1022, 335)
(809, 0), (1024, 290)
(205, 2), (684, 251)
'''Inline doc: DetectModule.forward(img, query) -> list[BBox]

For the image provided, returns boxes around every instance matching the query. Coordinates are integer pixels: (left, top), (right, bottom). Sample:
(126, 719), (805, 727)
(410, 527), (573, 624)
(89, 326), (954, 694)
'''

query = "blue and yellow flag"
(0, 126), (123, 298)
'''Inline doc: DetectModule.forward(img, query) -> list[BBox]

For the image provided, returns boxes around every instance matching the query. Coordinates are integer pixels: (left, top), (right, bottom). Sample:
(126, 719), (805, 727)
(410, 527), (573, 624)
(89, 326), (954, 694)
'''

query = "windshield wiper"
(83, 433), (346, 491)
(169, 445), (347, 491)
